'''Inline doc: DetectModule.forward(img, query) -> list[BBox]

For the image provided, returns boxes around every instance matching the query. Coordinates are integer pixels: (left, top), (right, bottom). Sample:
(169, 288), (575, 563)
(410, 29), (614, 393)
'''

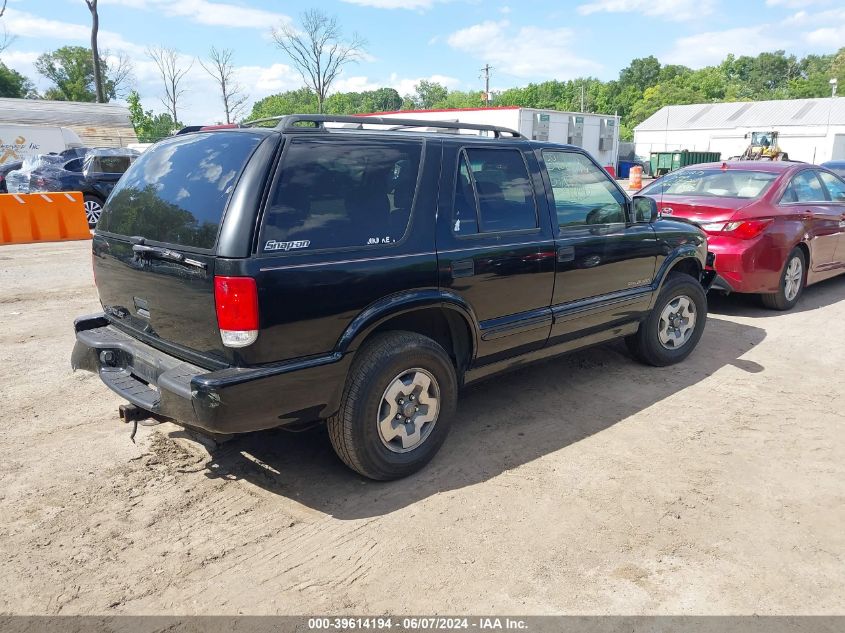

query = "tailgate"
(93, 234), (225, 367)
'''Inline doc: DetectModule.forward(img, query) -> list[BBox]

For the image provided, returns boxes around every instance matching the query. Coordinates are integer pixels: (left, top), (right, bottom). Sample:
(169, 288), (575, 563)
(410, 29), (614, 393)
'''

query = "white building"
(364, 107), (621, 168)
(634, 98), (845, 164)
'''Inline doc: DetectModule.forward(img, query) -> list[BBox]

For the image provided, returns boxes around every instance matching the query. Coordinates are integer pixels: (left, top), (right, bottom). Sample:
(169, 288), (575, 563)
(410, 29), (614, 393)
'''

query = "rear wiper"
(132, 244), (207, 270)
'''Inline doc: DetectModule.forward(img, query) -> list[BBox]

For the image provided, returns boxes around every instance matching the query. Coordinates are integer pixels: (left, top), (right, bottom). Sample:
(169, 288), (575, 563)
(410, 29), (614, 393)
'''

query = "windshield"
(98, 132), (264, 249)
(641, 169), (778, 199)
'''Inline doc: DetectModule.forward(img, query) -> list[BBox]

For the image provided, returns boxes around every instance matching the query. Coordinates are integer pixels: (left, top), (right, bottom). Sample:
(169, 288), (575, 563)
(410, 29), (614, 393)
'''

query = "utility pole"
(480, 64), (492, 106)
(580, 84), (585, 113)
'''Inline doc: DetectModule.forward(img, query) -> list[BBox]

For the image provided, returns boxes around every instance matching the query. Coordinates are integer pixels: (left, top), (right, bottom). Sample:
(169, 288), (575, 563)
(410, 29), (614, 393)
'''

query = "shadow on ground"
(182, 316), (766, 519)
(709, 273), (845, 318)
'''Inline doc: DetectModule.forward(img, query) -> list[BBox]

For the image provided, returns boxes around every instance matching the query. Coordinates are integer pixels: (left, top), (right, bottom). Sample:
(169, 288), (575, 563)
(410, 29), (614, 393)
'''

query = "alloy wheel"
(783, 256), (803, 302)
(658, 295), (697, 350)
(377, 367), (440, 453)
(84, 199), (102, 225)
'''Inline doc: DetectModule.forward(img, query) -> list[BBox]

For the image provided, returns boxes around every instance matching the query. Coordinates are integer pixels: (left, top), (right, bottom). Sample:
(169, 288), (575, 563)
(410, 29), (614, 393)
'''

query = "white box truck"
(0, 125), (85, 166)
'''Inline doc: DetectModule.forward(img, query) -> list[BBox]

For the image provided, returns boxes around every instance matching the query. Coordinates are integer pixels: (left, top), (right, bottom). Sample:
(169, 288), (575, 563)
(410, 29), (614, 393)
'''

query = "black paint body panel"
(75, 127), (709, 435)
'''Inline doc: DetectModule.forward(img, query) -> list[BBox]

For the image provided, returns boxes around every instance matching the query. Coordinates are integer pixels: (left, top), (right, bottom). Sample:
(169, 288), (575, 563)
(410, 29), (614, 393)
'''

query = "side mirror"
(632, 195), (659, 223)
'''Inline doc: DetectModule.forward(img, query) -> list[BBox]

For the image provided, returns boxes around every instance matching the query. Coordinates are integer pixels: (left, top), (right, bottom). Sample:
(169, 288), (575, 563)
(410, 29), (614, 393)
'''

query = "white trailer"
(364, 107), (621, 169)
(0, 124), (84, 166)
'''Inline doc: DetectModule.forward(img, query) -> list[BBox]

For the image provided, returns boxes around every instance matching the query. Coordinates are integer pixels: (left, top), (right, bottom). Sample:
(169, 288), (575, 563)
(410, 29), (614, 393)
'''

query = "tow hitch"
(118, 404), (161, 442)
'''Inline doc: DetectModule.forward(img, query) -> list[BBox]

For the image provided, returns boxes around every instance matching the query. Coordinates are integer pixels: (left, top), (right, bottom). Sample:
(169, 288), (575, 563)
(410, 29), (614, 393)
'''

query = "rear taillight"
(214, 276), (259, 348)
(699, 218), (772, 240)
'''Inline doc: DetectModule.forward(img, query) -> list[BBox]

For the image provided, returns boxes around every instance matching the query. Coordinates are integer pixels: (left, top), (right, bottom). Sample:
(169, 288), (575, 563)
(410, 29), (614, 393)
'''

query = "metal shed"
(634, 98), (845, 164)
(0, 98), (138, 148)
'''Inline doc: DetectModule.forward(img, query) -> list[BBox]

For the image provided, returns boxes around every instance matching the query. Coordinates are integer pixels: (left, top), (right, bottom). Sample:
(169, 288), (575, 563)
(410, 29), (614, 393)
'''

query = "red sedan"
(640, 162), (845, 310)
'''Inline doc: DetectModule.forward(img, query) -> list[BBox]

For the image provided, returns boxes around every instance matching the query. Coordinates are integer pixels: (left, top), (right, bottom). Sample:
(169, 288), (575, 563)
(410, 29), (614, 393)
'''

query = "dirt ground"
(1, 239), (843, 615)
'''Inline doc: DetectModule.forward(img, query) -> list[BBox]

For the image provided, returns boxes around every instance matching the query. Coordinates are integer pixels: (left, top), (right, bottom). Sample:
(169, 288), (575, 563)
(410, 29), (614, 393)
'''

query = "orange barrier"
(0, 191), (91, 245)
(628, 165), (643, 190)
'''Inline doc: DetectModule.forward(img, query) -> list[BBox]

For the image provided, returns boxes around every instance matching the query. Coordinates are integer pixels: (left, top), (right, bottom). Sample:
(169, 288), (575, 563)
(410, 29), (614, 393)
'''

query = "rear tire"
(761, 247), (805, 311)
(83, 195), (104, 228)
(328, 331), (457, 480)
(627, 272), (707, 367)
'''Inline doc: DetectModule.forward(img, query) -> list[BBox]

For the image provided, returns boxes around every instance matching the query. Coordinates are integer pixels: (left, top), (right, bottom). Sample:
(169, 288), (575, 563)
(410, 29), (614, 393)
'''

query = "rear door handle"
(451, 259), (475, 278)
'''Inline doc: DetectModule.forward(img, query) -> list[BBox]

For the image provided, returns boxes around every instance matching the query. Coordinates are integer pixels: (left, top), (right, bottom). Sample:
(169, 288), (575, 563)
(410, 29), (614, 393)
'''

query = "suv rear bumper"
(71, 314), (351, 434)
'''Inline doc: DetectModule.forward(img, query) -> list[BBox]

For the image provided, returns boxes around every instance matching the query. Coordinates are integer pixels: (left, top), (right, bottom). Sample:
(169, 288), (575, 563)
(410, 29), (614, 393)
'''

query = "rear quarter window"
(259, 137), (422, 253)
(98, 132), (265, 249)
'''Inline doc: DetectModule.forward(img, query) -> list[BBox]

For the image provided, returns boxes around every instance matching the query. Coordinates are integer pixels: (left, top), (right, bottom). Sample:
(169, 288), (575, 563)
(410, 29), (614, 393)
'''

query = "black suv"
(73, 115), (713, 480)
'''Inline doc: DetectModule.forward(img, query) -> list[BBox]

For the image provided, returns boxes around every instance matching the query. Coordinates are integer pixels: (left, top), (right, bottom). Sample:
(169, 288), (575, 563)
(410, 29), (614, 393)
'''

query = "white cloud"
(99, 0), (290, 29)
(331, 75), (382, 93)
(446, 20), (600, 79)
(341, 0), (445, 9)
(661, 26), (784, 68)
(576, 0), (715, 21)
(388, 73), (460, 97)
(766, 0), (832, 7)
(2, 8), (144, 54)
(780, 6), (845, 47)
(236, 63), (301, 94)
(805, 26), (845, 48)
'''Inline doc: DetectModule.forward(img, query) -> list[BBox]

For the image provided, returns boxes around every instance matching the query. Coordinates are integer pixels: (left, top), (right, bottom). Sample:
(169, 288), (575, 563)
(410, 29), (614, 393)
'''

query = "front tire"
(761, 247), (805, 311)
(328, 331), (458, 480)
(627, 272), (707, 367)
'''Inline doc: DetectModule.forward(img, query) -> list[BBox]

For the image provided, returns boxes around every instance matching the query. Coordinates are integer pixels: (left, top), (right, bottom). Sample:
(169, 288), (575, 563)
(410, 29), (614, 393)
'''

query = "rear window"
(642, 169), (778, 199)
(260, 138), (421, 253)
(87, 155), (133, 174)
(98, 132), (264, 249)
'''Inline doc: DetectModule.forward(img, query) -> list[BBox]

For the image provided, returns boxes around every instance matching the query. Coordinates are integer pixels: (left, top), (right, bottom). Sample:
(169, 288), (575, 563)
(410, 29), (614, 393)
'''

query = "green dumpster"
(650, 150), (721, 176)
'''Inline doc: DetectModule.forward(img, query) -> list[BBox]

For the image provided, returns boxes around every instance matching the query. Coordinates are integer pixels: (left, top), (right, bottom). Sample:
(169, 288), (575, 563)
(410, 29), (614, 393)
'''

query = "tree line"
(250, 48), (845, 141)
(1, 3), (844, 143)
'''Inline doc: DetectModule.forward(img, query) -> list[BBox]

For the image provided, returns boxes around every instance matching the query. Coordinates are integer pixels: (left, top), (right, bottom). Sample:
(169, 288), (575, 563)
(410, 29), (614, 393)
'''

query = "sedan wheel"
(783, 256), (803, 302)
(761, 248), (806, 311)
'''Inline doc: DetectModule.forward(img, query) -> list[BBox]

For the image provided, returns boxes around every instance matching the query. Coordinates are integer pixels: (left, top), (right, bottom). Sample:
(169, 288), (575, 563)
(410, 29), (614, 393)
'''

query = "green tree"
(366, 87), (402, 112)
(126, 90), (178, 142)
(619, 56), (661, 93)
(412, 80), (448, 109)
(0, 62), (35, 98)
(247, 88), (319, 120)
(35, 46), (115, 102)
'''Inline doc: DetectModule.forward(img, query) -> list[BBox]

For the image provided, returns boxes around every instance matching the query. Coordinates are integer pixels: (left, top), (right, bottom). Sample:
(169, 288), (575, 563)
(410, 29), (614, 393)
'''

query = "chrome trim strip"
(437, 240), (555, 255)
(259, 251), (436, 272)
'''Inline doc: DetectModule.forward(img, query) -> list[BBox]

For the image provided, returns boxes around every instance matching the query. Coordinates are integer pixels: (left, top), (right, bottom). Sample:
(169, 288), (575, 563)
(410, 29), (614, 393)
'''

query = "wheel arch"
(337, 290), (479, 380)
(794, 241), (810, 273)
(650, 246), (704, 308)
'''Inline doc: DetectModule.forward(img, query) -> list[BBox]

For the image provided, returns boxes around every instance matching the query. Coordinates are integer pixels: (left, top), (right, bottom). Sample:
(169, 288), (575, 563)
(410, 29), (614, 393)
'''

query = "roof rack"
(243, 114), (523, 139)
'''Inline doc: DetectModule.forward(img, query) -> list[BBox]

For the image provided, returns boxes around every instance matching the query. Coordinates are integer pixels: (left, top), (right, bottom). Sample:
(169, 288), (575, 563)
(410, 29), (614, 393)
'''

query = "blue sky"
(1, 0), (843, 124)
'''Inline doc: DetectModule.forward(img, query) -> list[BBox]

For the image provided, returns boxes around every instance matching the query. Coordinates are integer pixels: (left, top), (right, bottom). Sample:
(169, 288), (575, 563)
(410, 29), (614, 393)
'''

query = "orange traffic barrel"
(629, 165), (643, 190)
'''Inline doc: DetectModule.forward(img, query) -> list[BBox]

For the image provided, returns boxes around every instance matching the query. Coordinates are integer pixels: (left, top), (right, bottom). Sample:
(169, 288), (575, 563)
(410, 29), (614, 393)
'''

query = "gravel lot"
(1, 239), (843, 615)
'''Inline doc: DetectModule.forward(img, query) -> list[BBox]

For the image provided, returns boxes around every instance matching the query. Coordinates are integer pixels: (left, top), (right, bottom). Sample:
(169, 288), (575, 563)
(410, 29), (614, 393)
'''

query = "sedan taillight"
(699, 219), (772, 240)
